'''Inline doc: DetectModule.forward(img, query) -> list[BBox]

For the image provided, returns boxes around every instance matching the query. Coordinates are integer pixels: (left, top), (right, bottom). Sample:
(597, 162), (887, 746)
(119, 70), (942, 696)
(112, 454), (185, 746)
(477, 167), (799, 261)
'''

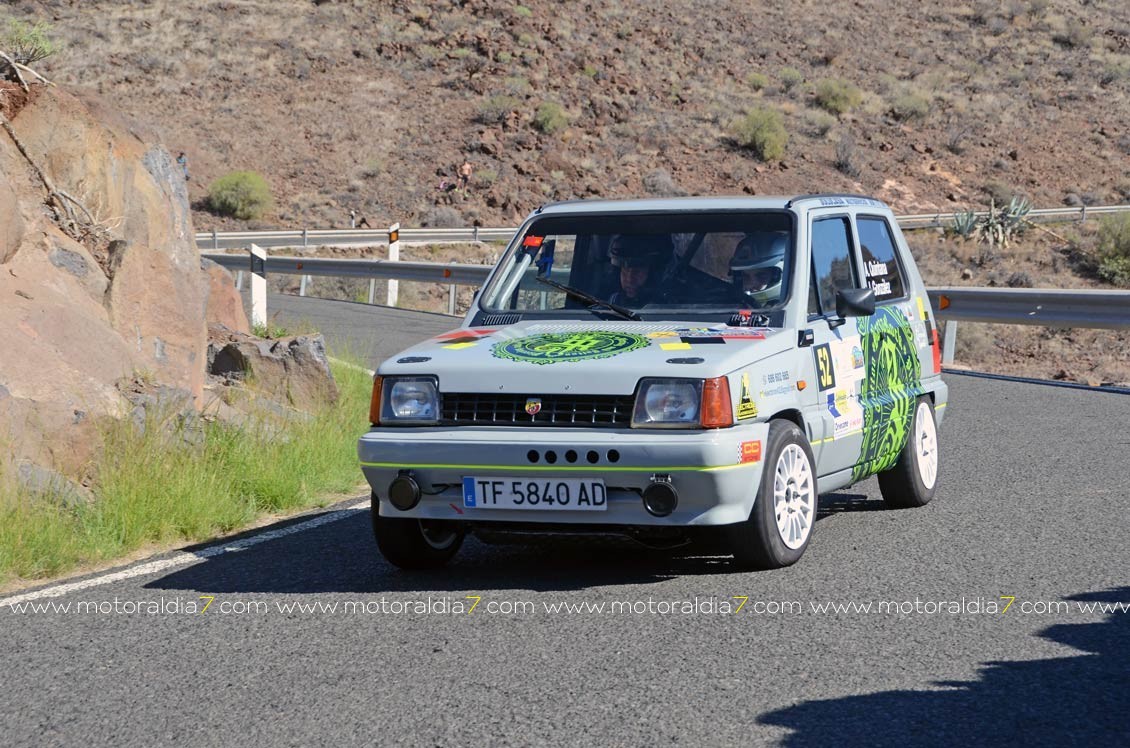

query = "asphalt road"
(264, 292), (459, 368)
(2, 301), (1128, 747)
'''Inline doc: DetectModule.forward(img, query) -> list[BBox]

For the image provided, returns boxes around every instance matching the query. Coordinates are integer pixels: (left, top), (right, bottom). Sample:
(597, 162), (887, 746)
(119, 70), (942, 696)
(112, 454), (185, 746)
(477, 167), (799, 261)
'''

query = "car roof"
(534, 194), (890, 216)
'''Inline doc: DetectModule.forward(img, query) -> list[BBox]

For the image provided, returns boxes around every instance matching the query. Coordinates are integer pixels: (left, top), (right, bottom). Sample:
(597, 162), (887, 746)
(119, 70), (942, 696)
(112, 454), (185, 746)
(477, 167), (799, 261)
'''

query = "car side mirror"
(835, 287), (876, 318)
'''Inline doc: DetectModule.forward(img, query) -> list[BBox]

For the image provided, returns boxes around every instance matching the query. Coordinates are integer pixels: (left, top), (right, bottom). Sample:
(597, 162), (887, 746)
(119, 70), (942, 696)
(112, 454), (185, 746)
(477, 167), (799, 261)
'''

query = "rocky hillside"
(11, 0), (1130, 230)
(0, 80), (340, 500)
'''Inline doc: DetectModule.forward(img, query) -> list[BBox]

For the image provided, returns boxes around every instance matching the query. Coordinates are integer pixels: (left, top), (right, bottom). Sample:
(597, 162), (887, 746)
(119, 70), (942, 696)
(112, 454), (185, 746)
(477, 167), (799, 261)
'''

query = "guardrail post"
(1080, 205), (1087, 224)
(387, 222), (400, 307)
(448, 284), (456, 315)
(212, 228), (218, 251)
(235, 270), (243, 291)
(249, 243), (267, 327)
(299, 274), (308, 297)
(942, 321), (958, 365)
(473, 226), (479, 243)
(302, 228), (308, 251)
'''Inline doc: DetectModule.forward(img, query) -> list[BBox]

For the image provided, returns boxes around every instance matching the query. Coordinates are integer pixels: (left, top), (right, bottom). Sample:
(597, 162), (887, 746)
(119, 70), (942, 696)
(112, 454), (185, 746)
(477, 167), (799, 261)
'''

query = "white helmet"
(730, 232), (787, 305)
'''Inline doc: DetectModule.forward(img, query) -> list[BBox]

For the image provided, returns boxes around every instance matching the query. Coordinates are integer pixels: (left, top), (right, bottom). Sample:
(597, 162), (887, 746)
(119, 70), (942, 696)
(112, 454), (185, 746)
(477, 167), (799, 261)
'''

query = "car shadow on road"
(145, 490), (876, 595)
(758, 586), (1130, 747)
(815, 492), (875, 519)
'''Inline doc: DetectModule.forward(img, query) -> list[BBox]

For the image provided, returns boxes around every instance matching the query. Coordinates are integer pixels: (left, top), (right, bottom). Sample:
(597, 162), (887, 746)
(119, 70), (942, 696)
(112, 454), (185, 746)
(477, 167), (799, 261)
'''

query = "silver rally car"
(359, 195), (948, 569)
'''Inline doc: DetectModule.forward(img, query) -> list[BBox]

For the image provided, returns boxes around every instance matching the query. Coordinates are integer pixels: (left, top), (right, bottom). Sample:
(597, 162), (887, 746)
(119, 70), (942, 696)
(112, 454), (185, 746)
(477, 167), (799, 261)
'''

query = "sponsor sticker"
(815, 336), (866, 392)
(434, 328), (496, 341)
(492, 331), (650, 365)
(828, 389), (864, 440)
(736, 373), (758, 420)
(763, 370), (790, 385)
(739, 440), (762, 464)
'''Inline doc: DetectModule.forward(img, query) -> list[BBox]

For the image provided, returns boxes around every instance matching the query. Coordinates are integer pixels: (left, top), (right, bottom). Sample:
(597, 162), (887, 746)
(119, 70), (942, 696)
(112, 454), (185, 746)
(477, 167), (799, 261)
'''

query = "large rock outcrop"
(0, 85), (255, 487)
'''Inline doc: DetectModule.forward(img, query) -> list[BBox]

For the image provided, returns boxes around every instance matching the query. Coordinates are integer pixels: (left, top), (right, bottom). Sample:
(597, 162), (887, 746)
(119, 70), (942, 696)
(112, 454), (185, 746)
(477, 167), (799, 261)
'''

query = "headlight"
(633, 379), (702, 428)
(381, 376), (439, 424)
(632, 377), (734, 429)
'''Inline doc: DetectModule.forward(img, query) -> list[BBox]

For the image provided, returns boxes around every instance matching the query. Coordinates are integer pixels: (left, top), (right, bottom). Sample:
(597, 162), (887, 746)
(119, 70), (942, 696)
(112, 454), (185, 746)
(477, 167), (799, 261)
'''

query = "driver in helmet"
(609, 234), (670, 306)
(730, 232), (787, 306)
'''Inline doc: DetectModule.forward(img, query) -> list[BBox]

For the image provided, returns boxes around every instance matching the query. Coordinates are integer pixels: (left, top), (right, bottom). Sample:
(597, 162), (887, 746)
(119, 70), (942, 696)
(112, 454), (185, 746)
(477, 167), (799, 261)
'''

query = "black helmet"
(609, 234), (671, 268)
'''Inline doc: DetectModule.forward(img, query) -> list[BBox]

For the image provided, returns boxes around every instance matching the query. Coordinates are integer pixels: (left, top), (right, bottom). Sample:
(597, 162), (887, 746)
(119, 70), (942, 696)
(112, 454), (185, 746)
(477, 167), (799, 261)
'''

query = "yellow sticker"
(648, 331), (678, 339)
(916, 296), (927, 321)
(444, 342), (478, 350)
(659, 342), (692, 350)
(736, 372), (758, 419)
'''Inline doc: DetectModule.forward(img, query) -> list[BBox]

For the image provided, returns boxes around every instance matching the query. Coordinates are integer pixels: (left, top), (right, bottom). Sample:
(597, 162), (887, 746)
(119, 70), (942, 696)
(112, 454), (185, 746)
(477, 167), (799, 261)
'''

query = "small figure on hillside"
(457, 159), (473, 193)
(350, 208), (357, 228)
(176, 152), (189, 181)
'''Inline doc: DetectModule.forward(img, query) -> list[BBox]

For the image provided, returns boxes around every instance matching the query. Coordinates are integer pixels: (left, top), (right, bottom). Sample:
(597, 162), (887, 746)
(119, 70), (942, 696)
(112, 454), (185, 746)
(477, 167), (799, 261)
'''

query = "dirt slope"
(14, 0), (1130, 229)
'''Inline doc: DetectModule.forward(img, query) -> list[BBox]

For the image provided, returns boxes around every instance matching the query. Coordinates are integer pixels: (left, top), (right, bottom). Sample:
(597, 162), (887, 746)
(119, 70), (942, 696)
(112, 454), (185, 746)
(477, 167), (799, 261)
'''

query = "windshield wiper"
(534, 276), (641, 321)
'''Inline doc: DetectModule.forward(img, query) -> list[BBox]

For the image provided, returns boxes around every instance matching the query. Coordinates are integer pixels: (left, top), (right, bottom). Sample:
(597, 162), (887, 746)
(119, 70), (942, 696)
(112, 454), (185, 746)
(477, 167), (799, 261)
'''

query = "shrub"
(514, 5), (533, 17)
(476, 94), (520, 124)
(1054, 21), (1090, 49)
(746, 72), (769, 91)
(1100, 60), (1129, 87)
(834, 135), (861, 178)
(803, 109), (836, 136)
(779, 67), (804, 92)
(730, 107), (788, 161)
(891, 92), (931, 121)
(533, 101), (568, 134)
(421, 206), (463, 228)
(206, 171), (273, 220)
(642, 169), (687, 197)
(1, 17), (59, 67)
(1096, 214), (1130, 287)
(813, 78), (862, 115)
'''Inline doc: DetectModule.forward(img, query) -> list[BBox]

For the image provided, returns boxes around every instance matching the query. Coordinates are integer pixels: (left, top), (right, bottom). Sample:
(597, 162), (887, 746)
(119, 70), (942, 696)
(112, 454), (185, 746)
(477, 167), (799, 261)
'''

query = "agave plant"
(951, 210), (978, 239)
(952, 197), (1032, 250)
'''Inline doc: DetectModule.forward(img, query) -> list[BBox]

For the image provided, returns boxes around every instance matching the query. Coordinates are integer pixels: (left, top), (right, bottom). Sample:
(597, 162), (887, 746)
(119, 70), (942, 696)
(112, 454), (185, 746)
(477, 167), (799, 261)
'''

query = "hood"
(378, 320), (794, 395)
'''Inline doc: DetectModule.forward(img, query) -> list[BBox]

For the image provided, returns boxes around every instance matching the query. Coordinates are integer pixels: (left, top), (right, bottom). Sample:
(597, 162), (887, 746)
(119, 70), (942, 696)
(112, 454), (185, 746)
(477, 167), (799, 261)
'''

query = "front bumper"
(358, 424), (770, 527)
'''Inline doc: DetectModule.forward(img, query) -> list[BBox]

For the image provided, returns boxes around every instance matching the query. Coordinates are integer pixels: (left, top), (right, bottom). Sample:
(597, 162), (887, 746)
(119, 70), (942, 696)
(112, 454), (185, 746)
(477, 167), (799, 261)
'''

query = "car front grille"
(441, 393), (634, 428)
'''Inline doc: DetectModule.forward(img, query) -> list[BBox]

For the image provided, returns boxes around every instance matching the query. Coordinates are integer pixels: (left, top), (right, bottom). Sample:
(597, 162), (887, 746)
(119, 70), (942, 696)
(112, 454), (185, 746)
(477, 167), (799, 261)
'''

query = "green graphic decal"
(853, 306), (923, 481)
(492, 331), (650, 365)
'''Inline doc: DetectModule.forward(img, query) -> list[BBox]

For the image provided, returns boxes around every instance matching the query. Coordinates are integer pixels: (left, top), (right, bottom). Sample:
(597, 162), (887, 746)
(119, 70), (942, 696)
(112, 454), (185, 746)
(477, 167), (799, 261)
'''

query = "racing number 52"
(814, 344), (835, 390)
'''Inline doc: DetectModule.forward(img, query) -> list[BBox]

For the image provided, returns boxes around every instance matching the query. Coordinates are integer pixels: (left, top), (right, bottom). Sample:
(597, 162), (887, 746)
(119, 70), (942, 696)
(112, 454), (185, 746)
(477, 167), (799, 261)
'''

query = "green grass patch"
(206, 171), (274, 220)
(730, 106), (788, 161)
(0, 359), (373, 586)
(813, 78), (862, 115)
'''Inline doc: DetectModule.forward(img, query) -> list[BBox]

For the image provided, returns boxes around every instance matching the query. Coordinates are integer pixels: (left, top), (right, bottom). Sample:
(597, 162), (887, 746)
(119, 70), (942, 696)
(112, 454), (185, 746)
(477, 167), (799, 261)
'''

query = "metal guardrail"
(196, 227), (515, 251)
(195, 204), (1130, 250)
(926, 288), (1130, 329)
(203, 253), (493, 285)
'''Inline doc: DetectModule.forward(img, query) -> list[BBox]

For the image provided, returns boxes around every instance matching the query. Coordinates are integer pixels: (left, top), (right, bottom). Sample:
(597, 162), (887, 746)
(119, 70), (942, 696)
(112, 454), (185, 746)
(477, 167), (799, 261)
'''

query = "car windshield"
(480, 211), (795, 318)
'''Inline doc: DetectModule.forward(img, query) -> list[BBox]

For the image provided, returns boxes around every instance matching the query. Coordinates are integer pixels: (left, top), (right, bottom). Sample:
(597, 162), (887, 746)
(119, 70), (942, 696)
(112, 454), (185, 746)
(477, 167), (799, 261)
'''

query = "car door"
(849, 214), (927, 482)
(801, 212), (868, 477)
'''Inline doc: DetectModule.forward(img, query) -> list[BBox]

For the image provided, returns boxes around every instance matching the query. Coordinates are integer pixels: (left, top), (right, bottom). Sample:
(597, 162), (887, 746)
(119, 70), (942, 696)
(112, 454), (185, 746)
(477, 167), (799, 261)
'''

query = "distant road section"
(265, 293), (458, 369)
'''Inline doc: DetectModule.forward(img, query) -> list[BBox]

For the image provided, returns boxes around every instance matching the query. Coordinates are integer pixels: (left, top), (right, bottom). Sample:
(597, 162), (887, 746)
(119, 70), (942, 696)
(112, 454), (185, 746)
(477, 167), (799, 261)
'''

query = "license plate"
(462, 477), (607, 511)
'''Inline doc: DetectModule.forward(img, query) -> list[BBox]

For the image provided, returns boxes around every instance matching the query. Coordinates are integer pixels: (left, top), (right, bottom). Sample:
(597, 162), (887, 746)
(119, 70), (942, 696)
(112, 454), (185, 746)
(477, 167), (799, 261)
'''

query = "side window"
(857, 217), (906, 302)
(809, 217), (856, 315)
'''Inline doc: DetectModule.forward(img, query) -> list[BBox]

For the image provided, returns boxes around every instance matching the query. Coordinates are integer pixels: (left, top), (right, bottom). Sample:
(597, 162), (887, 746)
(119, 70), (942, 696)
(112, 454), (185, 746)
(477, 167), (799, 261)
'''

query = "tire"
(371, 493), (465, 569)
(878, 397), (939, 509)
(726, 420), (818, 570)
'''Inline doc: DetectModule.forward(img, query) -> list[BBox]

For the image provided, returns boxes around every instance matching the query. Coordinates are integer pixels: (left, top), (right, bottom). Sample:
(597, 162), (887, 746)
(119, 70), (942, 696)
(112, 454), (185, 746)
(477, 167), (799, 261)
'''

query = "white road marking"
(1, 500), (369, 608)
(328, 356), (375, 377)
